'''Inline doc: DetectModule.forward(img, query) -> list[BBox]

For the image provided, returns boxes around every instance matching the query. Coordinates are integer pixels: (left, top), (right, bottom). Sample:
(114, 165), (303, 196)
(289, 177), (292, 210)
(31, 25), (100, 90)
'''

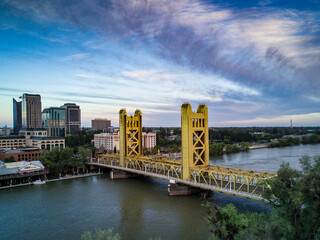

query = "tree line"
(269, 134), (320, 148)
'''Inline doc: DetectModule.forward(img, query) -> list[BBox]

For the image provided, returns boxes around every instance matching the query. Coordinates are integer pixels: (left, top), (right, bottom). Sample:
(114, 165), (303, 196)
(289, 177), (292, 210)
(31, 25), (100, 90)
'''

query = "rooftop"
(19, 128), (47, 131)
(0, 136), (25, 139)
(0, 161), (45, 176)
(31, 136), (64, 140)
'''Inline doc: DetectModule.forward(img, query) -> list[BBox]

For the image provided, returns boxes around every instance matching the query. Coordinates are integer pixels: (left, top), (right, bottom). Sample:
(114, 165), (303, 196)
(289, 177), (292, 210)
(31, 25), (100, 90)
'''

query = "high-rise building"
(91, 118), (111, 131)
(61, 103), (81, 134)
(13, 98), (22, 134)
(42, 107), (66, 137)
(22, 93), (42, 128)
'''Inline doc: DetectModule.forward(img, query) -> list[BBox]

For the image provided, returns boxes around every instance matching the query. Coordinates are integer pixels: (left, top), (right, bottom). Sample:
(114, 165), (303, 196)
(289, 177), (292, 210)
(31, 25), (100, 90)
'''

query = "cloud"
(220, 112), (320, 126)
(61, 53), (90, 61)
(1, 0), (319, 126)
(3, 0), (319, 98)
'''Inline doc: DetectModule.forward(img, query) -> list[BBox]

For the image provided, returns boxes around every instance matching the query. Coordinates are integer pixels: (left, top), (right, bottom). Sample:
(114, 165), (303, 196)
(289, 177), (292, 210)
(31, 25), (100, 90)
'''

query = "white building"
(94, 133), (120, 152)
(94, 132), (157, 152)
(142, 132), (157, 150)
(0, 128), (65, 151)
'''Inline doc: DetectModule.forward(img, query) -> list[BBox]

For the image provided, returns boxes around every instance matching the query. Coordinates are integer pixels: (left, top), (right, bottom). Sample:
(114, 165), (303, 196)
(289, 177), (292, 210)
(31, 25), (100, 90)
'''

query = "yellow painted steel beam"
(119, 109), (142, 167)
(181, 103), (209, 180)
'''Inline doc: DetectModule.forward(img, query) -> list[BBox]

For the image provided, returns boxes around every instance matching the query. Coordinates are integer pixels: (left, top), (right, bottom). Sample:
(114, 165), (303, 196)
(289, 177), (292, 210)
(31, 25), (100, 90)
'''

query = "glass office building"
(42, 107), (66, 137)
(13, 98), (22, 134)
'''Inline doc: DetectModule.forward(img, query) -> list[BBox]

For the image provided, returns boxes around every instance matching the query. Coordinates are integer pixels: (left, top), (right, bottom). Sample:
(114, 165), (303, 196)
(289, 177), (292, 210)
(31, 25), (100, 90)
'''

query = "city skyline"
(0, 0), (319, 127)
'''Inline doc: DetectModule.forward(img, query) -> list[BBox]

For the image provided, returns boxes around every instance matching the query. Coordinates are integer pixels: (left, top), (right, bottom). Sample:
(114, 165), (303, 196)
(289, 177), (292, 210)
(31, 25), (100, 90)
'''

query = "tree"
(202, 199), (248, 240)
(4, 156), (15, 163)
(81, 229), (120, 240)
(262, 155), (320, 240)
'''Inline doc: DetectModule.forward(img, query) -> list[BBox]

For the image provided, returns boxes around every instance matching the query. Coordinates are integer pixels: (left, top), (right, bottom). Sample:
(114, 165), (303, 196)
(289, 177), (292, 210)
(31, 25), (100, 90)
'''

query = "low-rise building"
(0, 160), (48, 187)
(142, 132), (157, 149)
(0, 136), (26, 148)
(0, 128), (64, 151)
(250, 132), (270, 137)
(0, 148), (42, 162)
(94, 132), (157, 152)
(165, 135), (181, 142)
(94, 133), (120, 152)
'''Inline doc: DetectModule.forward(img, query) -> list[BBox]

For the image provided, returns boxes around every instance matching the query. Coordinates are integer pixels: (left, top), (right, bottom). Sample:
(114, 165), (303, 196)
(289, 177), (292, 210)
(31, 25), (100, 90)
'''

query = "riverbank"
(0, 172), (103, 190)
(249, 144), (269, 150)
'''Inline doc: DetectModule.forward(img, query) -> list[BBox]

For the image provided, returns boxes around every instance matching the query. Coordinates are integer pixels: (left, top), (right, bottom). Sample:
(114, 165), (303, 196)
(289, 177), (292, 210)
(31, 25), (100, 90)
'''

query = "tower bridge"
(89, 103), (276, 201)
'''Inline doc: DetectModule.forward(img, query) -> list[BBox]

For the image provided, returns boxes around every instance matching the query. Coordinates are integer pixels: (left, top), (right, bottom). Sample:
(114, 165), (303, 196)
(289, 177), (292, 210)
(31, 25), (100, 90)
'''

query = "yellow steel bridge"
(89, 103), (276, 201)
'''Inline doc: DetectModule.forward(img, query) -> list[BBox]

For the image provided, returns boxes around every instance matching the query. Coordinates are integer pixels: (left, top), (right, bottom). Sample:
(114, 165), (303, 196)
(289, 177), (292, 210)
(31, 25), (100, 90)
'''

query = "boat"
(32, 180), (46, 185)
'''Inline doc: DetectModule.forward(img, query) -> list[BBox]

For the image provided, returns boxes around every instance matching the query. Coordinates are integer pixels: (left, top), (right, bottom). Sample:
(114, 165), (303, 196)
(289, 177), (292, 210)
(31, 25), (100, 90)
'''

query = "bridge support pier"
(110, 170), (140, 179)
(168, 182), (205, 196)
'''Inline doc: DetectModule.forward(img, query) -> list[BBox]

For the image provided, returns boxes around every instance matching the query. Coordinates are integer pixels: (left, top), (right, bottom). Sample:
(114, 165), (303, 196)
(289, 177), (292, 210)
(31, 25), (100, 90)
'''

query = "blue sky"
(0, 0), (319, 127)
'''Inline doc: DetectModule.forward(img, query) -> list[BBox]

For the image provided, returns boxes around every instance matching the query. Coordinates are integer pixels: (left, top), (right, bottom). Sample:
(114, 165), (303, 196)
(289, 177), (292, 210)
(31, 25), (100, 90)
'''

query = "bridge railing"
(125, 156), (182, 179)
(189, 166), (276, 195)
(92, 154), (276, 196)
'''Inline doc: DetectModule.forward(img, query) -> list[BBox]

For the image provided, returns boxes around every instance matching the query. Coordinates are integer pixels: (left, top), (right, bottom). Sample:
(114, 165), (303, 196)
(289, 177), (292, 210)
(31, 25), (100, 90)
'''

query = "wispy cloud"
(61, 53), (90, 61)
(1, 0), (319, 126)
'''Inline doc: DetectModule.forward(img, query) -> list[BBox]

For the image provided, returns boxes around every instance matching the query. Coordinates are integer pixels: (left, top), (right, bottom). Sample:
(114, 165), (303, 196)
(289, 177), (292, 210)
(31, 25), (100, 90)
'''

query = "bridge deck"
(89, 154), (276, 200)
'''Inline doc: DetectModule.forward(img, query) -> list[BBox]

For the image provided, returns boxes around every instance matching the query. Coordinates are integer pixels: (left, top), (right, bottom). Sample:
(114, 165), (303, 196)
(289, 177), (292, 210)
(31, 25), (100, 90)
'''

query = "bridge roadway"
(89, 154), (277, 201)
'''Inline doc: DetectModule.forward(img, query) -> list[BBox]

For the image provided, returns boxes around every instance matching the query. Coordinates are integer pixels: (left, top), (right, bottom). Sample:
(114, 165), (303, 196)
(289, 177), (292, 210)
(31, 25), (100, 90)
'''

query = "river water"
(1, 144), (319, 240)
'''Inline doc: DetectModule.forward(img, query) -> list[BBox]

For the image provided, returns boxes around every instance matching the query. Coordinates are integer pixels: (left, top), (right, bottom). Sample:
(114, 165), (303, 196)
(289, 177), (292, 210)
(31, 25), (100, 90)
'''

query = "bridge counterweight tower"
(181, 103), (209, 180)
(119, 109), (142, 167)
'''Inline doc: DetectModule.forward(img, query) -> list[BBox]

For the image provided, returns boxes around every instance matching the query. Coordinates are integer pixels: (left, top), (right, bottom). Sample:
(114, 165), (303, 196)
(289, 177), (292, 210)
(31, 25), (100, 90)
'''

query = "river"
(1, 144), (319, 240)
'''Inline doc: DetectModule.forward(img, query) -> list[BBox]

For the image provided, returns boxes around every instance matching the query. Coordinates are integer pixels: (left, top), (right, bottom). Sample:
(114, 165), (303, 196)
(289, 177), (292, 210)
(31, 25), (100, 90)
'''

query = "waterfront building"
(22, 93), (42, 128)
(42, 107), (66, 137)
(91, 118), (111, 131)
(94, 133), (119, 152)
(0, 129), (64, 150)
(142, 132), (157, 149)
(0, 160), (47, 187)
(0, 148), (41, 162)
(13, 98), (22, 134)
(61, 103), (81, 134)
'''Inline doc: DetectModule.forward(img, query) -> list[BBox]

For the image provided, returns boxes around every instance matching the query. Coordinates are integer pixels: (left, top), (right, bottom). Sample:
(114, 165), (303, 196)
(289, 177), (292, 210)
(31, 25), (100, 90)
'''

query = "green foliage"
(157, 136), (180, 153)
(269, 137), (301, 148)
(209, 143), (225, 156)
(301, 134), (320, 144)
(203, 199), (273, 240)
(202, 200), (249, 240)
(203, 156), (320, 240)
(143, 147), (158, 156)
(240, 142), (250, 150)
(225, 144), (240, 154)
(262, 155), (320, 240)
(38, 147), (90, 175)
(81, 228), (120, 240)
(4, 156), (15, 163)
(65, 129), (100, 148)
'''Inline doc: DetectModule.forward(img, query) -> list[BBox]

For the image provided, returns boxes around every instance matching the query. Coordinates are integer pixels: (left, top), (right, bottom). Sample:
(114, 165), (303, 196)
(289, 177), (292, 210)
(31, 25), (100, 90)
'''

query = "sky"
(0, 0), (319, 127)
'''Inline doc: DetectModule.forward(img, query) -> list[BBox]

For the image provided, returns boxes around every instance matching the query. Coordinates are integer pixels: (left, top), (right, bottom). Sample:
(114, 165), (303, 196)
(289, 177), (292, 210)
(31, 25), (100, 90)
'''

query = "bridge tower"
(181, 103), (209, 180)
(119, 109), (142, 167)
